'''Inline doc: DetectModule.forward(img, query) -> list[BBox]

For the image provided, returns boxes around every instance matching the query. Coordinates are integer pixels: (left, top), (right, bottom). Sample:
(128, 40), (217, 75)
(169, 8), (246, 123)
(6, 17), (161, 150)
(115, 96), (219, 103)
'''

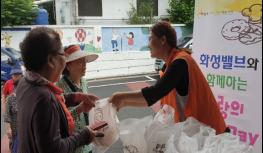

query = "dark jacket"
(16, 78), (92, 153)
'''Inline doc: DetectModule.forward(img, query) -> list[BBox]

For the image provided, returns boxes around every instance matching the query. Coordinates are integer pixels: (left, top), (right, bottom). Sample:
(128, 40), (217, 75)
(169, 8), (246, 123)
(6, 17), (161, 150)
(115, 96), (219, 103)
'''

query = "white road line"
(145, 75), (156, 81)
(87, 73), (158, 83)
(88, 80), (155, 88)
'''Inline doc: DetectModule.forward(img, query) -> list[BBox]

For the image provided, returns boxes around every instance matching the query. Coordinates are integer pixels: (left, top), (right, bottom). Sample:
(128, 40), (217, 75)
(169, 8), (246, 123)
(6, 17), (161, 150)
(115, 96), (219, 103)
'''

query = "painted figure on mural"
(111, 29), (120, 51)
(1, 32), (12, 47)
(125, 32), (134, 50)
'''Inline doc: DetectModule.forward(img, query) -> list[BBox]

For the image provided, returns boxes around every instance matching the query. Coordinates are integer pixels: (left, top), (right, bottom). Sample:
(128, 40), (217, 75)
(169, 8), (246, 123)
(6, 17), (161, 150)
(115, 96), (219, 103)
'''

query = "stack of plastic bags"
(164, 119), (253, 153)
(88, 100), (253, 153)
(119, 105), (254, 153)
(195, 133), (253, 153)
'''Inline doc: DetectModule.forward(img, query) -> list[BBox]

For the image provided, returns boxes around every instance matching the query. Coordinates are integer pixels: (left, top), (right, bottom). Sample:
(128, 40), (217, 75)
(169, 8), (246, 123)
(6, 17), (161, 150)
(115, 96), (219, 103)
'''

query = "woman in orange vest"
(109, 21), (229, 134)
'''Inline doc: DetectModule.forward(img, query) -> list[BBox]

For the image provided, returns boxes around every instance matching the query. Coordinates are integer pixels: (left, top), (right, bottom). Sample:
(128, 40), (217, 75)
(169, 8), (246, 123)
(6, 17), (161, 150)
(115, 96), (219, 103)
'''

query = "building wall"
(158, 0), (169, 18)
(55, 0), (76, 25)
(56, 0), (170, 25)
(1, 24), (191, 79)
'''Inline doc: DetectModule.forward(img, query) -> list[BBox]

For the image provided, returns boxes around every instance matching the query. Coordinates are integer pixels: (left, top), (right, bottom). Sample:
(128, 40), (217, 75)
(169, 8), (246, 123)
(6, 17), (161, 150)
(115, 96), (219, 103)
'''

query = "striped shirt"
(4, 93), (18, 136)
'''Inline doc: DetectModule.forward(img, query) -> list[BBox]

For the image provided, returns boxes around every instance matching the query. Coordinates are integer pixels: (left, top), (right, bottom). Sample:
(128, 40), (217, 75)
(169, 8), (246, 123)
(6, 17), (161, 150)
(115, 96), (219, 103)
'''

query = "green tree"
(167, 0), (195, 26)
(1, 0), (37, 27)
(127, 2), (157, 24)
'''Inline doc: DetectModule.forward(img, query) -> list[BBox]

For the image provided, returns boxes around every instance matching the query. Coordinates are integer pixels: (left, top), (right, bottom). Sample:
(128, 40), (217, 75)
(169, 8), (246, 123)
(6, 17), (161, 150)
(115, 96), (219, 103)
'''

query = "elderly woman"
(16, 27), (102, 153)
(109, 21), (228, 134)
(2, 68), (23, 113)
(56, 44), (98, 153)
(4, 68), (23, 153)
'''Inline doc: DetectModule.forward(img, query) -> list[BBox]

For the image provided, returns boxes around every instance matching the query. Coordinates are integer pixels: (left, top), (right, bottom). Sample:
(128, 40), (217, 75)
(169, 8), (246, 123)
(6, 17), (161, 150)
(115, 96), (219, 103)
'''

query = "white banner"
(192, 0), (262, 152)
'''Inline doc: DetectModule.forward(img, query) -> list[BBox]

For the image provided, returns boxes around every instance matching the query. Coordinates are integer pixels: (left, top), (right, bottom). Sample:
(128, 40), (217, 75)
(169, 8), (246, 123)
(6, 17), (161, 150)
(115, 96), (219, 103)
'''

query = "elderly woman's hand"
(76, 100), (94, 113)
(73, 92), (99, 104)
(86, 126), (104, 143)
(73, 92), (99, 113)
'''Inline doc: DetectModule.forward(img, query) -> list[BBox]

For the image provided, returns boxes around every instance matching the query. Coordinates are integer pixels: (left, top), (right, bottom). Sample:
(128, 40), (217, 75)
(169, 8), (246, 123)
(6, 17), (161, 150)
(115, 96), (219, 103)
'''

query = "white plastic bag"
(197, 133), (254, 153)
(89, 98), (119, 153)
(179, 117), (215, 151)
(145, 105), (183, 153)
(153, 104), (175, 125)
(165, 117), (215, 153)
(120, 116), (153, 153)
(165, 134), (178, 153)
(164, 117), (254, 153)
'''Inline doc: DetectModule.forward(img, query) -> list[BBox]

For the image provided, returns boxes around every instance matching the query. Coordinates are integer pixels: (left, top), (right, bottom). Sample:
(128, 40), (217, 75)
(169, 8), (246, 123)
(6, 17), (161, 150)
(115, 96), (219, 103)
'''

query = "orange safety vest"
(160, 48), (226, 134)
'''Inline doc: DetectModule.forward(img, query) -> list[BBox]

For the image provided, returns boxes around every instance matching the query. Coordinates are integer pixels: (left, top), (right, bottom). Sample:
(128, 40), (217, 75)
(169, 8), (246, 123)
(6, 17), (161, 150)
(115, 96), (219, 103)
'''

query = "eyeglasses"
(56, 52), (66, 56)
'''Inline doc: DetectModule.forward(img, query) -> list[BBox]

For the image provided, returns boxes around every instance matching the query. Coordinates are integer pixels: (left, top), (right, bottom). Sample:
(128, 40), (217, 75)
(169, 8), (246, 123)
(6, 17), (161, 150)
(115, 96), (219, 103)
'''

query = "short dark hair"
(20, 27), (62, 72)
(129, 32), (134, 38)
(151, 21), (177, 48)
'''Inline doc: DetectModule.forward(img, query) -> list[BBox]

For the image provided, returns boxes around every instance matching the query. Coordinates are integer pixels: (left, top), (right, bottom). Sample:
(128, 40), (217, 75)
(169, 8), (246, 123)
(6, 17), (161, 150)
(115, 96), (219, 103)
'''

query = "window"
(137, 0), (158, 16)
(77, 0), (102, 16)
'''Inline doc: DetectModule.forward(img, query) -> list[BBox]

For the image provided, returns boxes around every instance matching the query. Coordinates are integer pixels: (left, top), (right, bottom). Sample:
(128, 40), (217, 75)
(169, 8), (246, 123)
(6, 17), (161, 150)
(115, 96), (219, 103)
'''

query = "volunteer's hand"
(108, 92), (126, 111)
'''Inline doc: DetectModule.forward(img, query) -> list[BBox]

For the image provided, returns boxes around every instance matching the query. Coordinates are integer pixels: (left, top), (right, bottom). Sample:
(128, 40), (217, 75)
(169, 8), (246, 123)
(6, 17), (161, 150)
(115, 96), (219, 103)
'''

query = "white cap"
(65, 45), (98, 63)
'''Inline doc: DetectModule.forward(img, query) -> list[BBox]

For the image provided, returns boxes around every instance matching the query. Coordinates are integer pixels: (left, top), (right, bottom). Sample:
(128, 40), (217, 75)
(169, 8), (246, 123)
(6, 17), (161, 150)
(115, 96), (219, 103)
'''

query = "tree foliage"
(127, 2), (157, 24)
(1, 0), (37, 27)
(167, 0), (195, 26)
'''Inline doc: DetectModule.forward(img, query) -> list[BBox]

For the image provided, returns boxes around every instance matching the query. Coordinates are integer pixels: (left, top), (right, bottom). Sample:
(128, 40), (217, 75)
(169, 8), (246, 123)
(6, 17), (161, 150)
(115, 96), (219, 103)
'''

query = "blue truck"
(1, 47), (24, 86)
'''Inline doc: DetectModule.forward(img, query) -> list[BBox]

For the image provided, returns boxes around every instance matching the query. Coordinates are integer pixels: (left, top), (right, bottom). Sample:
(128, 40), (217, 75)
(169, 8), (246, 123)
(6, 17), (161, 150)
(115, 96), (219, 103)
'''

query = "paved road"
(1, 73), (159, 153)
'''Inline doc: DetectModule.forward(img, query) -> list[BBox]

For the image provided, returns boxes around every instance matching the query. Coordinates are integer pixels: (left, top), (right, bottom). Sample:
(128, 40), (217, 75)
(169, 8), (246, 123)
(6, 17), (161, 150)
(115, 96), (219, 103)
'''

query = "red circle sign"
(75, 28), (86, 42)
